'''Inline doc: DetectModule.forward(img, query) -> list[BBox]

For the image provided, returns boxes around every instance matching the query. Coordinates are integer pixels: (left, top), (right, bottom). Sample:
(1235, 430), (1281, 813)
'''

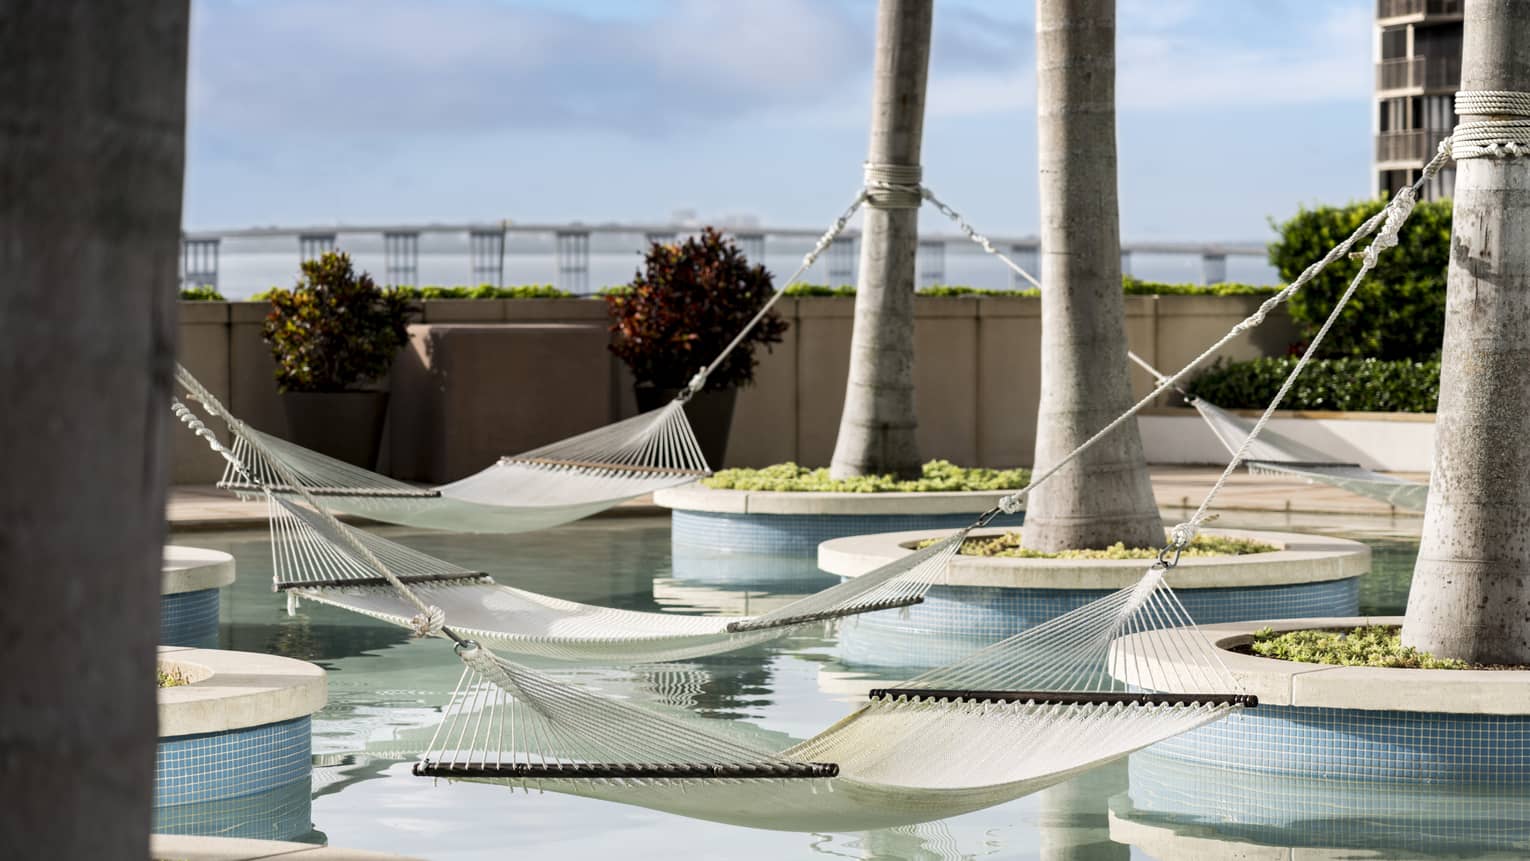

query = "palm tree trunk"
(1021, 0), (1162, 552)
(0, 2), (188, 856)
(1403, 0), (1530, 663)
(829, 0), (933, 480)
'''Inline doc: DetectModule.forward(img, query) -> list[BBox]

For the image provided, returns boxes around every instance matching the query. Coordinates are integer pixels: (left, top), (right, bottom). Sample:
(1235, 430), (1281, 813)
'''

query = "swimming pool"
(169, 511), (1513, 859)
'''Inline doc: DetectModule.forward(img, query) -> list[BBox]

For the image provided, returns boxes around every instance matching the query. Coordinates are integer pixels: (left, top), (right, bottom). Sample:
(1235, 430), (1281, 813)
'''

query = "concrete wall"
(171, 294), (1300, 484)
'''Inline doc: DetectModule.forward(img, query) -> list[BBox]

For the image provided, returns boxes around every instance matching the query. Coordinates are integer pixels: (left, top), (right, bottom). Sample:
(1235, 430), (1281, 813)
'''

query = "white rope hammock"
(176, 379), (965, 663)
(191, 194), (872, 534)
(415, 566), (1250, 832)
(265, 489), (968, 663)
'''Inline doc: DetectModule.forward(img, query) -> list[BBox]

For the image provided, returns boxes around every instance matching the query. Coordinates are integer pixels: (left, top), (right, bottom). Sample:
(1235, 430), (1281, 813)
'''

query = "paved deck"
(167, 466), (1425, 531)
(152, 834), (422, 861)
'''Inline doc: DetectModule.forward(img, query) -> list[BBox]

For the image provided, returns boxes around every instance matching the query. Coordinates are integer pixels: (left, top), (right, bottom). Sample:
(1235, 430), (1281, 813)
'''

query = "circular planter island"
(654, 484), (1025, 558)
(156, 646), (327, 841)
(162, 545), (235, 648)
(1112, 616), (1530, 786)
(818, 528), (1369, 668)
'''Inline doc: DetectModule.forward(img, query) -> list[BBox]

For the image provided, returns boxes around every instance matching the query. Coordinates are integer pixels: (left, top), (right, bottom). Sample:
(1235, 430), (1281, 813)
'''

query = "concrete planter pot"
(155, 647), (326, 840)
(281, 390), (388, 469)
(818, 528), (1369, 669)
(161, 545), (235, 648)
(654, 484), (1025, 558)
(1113, 616), (1530, 786)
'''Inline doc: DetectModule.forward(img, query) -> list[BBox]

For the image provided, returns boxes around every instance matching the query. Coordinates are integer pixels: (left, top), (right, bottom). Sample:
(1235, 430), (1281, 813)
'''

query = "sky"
(183, 0), (1375, 242)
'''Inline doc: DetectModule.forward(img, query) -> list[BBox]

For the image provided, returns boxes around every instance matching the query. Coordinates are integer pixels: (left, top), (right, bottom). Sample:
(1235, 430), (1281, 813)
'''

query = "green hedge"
(251, 283), (572, 301)
(1269, 198), (1451, 360)
(179, 285), (226, 301)
(1188, 356), (1439, 413)
(781, 278), (1276, 299)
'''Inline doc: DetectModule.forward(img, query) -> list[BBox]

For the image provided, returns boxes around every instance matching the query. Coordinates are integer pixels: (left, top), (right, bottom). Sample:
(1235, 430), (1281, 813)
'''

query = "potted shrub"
(261, 252), (414, 468)
(605, 227), (787, 467)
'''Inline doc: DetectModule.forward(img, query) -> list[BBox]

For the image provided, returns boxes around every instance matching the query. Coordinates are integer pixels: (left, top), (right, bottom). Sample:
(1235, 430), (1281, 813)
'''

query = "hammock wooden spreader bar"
(275, 572), (493, 592)
(498, 455), (710, 477)
(220, 481), (443, 499)
(867, 689), (1259, 708)
(413, 760), (841, 780)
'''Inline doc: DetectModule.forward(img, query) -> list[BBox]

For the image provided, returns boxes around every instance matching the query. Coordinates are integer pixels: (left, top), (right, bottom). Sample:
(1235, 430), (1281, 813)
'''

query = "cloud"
(188, 0), (871, 139)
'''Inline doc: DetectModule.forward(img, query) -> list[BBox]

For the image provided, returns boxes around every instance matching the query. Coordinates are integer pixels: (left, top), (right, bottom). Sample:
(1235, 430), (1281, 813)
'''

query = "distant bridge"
(179, 220), (1269, 296)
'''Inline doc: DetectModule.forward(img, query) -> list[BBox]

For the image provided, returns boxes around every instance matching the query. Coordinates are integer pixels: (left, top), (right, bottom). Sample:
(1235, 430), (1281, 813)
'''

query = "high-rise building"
(1374, 0), (1462, 200)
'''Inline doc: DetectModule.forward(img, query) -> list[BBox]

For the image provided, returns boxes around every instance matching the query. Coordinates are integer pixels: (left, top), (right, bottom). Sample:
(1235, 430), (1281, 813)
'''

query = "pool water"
(174, 512), (1526, 859)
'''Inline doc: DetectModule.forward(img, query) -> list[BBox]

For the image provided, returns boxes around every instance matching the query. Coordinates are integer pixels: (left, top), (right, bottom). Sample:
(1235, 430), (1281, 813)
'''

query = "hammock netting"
(214, 400), (708, 533)
(414, 567), (1250, 831)
(268, 491), (963, 663)
(1191, 399), (1428, 511)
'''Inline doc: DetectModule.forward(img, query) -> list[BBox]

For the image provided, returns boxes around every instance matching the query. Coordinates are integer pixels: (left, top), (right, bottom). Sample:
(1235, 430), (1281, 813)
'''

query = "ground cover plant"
(157, 666), (191, 688)
(932, 530), (1276, 560)
(1249, 625), (1468, 669)
(702, 459), (1029, 492)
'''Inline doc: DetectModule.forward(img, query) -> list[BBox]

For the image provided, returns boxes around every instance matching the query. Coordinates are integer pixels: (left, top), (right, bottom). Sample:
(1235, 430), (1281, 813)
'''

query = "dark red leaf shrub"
(605, 227), (786, 392)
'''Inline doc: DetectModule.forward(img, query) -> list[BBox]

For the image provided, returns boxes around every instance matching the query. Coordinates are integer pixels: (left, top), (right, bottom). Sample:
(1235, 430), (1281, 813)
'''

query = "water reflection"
(164, 513), (1491, 859)
(1117, 751), (1530, 858)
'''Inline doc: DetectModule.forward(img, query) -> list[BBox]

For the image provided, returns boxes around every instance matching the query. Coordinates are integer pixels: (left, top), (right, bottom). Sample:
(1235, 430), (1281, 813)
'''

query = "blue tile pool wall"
(156, 716), (312, 808)
(670, 510), (1024, 557)
(1138, 704), (1530, 785)
(1123, 751), (1530, 853)
(153, 775), (314, 842)
(837, 578), (1361, 668)
(161, 588), (220, 648)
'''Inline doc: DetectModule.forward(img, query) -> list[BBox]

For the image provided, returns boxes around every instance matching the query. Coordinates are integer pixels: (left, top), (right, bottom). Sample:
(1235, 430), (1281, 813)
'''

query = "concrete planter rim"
(157, 646), (327, 737)
(162, 544), (236, 595)
(654, 483), (1028, 516)
(1113, 616), (1530, 714)
(818, 527), (1370, 590)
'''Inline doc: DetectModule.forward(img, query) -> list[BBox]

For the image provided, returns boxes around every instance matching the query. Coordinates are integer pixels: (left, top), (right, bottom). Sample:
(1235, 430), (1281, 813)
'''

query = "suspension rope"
(682, 190), (867, 400)
(920, 141), (1453, 556)
(1453, 90), (1530, 160)
(920, 187), (1043, 290)
(1180, 140), (1453, 529)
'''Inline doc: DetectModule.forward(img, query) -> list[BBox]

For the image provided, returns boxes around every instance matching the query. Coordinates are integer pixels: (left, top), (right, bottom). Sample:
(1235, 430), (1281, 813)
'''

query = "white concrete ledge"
(162, 545), (236, 595)
(818, 528), (1369, 589)
(158, 647), (327, 737)
(1141, 409), (1435, 472)
(654, 484), (1024, 516)
(152, 834), (424, 861)
(1113, 616), (1530, 714)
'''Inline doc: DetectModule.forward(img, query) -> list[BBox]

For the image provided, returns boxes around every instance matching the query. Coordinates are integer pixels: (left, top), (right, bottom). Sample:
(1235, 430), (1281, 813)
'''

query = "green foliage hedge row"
(254, 283), (572, 301)
(1188, 356), (1439, 413)
(179, 285), (226, 301)
(1269, 198), (1451, 360)
(780, 278), (1277, 299)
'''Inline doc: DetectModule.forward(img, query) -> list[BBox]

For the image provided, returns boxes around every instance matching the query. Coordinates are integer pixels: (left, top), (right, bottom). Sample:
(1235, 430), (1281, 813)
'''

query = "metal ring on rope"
(863, 162), (923, 209)
(1453, 90), (1530, 160)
